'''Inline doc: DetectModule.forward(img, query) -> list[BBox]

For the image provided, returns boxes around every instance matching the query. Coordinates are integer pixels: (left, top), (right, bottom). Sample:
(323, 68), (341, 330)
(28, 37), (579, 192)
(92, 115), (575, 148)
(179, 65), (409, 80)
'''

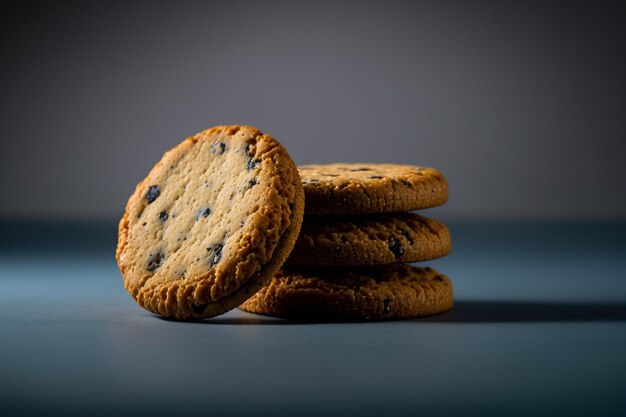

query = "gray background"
(1, 0), (625, 221)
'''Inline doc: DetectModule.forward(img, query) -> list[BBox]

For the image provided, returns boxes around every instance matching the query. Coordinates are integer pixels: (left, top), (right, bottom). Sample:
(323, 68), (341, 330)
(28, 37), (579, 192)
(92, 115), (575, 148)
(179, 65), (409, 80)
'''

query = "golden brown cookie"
(287, 213), (451, 266)
(116, 125), (304, 320)
(299, 163), (448, 214)
(240, 265), (453, 321)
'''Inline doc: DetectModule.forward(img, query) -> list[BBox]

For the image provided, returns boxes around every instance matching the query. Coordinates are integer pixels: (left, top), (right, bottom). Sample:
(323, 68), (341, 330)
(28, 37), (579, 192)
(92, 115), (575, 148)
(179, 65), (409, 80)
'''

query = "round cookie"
(240, 265), (453, 321)
(299, 163), (447, 214)
(287, 213), (451, 266)
(116, 125), (304, 320)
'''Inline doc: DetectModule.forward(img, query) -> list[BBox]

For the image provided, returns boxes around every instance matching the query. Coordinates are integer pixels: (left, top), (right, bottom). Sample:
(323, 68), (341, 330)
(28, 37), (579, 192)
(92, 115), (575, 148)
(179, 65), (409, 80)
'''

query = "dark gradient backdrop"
(1, 0), (625, 220)
(2, 4), (626, 416)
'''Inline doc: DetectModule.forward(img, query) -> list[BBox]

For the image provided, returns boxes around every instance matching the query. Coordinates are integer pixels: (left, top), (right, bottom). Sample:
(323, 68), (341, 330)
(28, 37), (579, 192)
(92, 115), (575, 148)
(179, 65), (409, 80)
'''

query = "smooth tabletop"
(1, 221), (626, 417)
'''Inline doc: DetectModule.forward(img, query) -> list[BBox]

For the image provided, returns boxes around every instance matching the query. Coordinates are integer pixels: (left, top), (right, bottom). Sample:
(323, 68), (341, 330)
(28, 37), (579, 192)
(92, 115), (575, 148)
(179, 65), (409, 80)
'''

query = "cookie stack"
(116, 125), (452, 322)
(240, 163), (453, 321)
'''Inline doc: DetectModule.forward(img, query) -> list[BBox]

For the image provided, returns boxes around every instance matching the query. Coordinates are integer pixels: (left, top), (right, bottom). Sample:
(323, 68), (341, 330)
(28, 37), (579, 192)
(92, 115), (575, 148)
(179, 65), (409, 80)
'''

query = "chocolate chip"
(388, 236), (405, 259)
(247, 178), (257, 188)
(245, 144), (261, 170)
(400, 229), (414, 244)
(206, 243), (224, 266)
(368, 175), (383, 179)
(145, 185), (160, 203)
(159, 211), (169, 221)
(434, 275), (446, 285)
(247, 157), (261, 171)
(210, 141), (226, 155)
(383, 297), (391, 313)
(196, 207), (211, 220)
(193, 303), (208, 315)
(147, 251), (164, 272)
(348, 167), (371, 172)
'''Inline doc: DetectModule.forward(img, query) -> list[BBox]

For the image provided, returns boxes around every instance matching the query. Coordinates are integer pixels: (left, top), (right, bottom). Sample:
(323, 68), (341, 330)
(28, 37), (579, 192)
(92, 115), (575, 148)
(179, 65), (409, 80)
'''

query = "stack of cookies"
(116, 125), (452, 322)
(240, 163), (453, 321)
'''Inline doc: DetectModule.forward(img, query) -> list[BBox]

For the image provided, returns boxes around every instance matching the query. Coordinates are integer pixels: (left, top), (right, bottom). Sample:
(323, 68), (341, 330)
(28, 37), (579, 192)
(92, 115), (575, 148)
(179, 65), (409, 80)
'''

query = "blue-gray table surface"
(1, 221), (625, 417)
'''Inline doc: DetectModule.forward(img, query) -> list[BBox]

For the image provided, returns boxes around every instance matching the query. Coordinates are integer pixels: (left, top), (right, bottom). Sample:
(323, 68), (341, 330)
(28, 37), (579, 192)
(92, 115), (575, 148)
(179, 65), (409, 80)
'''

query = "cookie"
(240, 265), (453, 321)
(116, 125), (304, 320)
(287, 213), (451, 266)
(299, 163), (447, 214)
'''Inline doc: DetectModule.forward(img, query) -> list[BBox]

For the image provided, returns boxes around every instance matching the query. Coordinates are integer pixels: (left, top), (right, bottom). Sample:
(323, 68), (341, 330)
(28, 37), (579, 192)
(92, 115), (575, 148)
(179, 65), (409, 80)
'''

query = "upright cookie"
(299, 163), (447, 214)
(287, 213), (451, 266)
(116, 125), (304, 320)
(240, 265), (453, 321)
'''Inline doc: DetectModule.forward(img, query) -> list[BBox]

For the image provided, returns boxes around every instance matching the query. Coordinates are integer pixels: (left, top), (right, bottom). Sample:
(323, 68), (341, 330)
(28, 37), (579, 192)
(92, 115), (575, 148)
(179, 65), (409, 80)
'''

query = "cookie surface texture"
(116, 125), (304, 320)
(287, 213), (451, 266)
(240, 265), (453, 321)
(299, 163), (448, 214)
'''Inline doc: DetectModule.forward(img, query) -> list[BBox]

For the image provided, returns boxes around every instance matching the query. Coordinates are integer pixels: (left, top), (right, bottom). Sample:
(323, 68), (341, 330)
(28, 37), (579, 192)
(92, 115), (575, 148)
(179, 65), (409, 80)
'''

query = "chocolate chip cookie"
(299, 163), (447, 215)
(287, 213), (451, 266)
(240, 265), (453, 321)
(116, 125), (304, 320)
